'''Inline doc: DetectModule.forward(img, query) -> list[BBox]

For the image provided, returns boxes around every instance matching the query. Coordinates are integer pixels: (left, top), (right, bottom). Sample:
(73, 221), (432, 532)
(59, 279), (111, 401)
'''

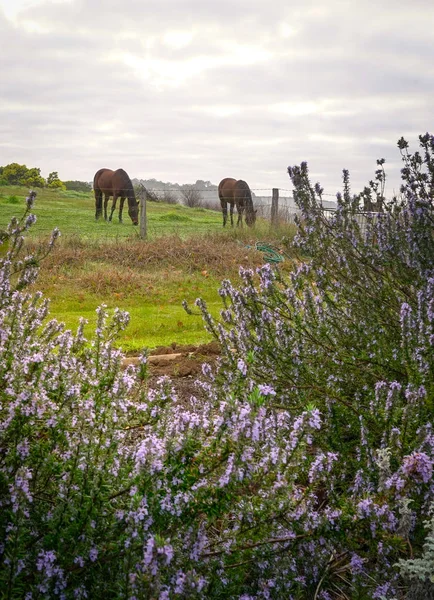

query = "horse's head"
(245, 208), (257, 227)
(128, 199), (139, 226)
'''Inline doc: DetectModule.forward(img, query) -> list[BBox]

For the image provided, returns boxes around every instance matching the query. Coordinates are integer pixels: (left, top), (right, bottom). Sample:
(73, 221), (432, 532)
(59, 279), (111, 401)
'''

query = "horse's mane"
(114, 169), (134, 191)
(236, 180), (254, 210)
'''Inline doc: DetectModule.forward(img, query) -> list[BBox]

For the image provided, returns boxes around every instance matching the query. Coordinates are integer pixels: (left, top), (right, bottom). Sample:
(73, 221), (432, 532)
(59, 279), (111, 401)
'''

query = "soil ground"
(129, 341), (221, 403)
(147, 340), (221, 376)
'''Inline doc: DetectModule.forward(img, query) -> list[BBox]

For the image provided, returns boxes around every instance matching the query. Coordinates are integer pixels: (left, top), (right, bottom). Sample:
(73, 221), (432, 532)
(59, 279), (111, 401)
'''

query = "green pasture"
(41, 270), (222, 352)
(0, 186), (223, 239)
(0, 186), (295, 351)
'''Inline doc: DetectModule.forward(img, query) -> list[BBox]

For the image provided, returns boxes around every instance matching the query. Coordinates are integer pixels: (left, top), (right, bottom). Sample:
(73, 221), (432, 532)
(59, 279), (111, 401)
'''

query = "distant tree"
(23, 167), (45, 188)
(194, 179), (217, 190)
(64, 180), (92, 192)
(47, 171), (66, 191)
(134, 183), (159, 203)
(145, 189), (160, 202)
(181, 188), (203, 208)
(161, 190), (179, 204)
(2, 163), (30, 185)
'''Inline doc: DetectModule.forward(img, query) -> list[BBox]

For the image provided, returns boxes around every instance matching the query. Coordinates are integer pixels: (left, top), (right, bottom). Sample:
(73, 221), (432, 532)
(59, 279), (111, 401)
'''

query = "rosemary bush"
(193, 134), (434, 598)
(1, 133), (433, 599)
(1, 195), (330, 598)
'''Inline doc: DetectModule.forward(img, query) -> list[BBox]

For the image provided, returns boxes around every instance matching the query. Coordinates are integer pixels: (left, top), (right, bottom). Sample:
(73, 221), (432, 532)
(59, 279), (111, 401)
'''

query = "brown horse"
(218, 178), (257, 227)
(93, 168), (139, 225)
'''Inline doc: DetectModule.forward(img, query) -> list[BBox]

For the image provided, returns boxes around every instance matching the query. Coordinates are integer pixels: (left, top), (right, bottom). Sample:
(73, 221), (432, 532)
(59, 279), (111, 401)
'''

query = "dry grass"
(25, 228), (297, 350)
(35, 231), (276, 277)
(76, 265), (146, 295)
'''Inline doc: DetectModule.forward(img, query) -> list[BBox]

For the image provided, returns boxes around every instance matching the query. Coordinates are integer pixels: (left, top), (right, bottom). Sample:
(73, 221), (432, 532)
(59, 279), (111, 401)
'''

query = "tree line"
(0, 163), (92, 192)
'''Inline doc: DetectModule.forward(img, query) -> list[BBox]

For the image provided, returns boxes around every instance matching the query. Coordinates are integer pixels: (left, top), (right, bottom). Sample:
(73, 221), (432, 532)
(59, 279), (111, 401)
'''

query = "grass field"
(0, 186), (296, 351)
(0, 185), (223, 240)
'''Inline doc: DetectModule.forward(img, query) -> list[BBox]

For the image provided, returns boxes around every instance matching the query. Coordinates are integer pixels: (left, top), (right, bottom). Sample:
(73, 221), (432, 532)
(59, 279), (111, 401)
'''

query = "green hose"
(245, 242), (285, 264)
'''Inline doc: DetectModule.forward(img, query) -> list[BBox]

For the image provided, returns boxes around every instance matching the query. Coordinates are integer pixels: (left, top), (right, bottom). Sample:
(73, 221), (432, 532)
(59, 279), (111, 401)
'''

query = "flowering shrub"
(1, 194), (341, 597)
(1, 133), (433, 599)
(193, 134), (434, 598)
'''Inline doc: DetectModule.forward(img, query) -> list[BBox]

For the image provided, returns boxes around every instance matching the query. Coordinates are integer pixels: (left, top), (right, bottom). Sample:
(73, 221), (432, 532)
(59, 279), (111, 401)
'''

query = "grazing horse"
(93, 168), (139, 225)
(218, 178), (257, 227)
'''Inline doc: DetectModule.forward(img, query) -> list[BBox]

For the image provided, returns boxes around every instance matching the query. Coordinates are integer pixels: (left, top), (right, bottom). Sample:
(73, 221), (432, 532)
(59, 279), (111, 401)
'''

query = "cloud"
(0, 0), (433, 196)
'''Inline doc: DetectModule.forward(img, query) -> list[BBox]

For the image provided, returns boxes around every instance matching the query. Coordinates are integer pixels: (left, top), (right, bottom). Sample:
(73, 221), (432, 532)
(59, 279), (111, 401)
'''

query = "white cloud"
(0, 0), (72, 20)
(162, 30), (194, 50)
(0, 0), (433, 194)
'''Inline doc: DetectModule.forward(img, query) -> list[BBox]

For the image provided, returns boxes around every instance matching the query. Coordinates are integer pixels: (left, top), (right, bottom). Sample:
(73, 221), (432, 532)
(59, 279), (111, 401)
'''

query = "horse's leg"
(119, 198), (125, 223)
(220, 199), (228, 226)
(104, 194), (110, 221)
(109, 194), (118, 222)
(236, 205), (244, 227)
(230, 202), (234, 227)
(95, 191), (102, 220)
(219, 190), (228, 227)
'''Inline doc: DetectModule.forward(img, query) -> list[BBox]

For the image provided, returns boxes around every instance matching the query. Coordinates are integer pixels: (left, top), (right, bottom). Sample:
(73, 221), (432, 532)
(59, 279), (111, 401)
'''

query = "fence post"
(140, 195), (147, 240)
(271, 188), (279, 227)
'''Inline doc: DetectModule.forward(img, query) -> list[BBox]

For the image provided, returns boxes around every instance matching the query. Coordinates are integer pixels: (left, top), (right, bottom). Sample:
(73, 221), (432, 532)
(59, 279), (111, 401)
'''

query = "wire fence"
(7, 184), (384, 242)
(321, 208), (383, 237)
(135, 187), (307, 226)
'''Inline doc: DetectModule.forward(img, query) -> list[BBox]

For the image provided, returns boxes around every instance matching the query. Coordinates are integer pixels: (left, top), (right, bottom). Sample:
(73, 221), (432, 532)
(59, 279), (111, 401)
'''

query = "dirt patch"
(141, 341), (221, 404)
(149, 374), (205, 405)
(124, 339), (220, 381)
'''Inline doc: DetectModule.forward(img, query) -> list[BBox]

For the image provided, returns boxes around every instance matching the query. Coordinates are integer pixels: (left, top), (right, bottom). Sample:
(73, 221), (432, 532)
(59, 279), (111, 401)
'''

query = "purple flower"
(174, 570), (186, 594)
(350, 553), (365, 574)
(308, 452), (338, 483)
(373, 582), (393, 598)
(36, 550), (57, 577)
(308, 409), (321, 429)
(402, 452), (433, 483)
(357, 498), (373, 517)
(237, 359), (247, 376)
(89, 548), (98, 562)
(16, 438), (30, 459)
(258, 384), (276, 397)
(143, 537), (155, 566)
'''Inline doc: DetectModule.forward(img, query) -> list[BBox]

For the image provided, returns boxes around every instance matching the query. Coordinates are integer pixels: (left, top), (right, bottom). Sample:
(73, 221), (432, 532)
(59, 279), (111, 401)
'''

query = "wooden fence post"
(140, 195), (147, 240)
(271, 188), (279, 228)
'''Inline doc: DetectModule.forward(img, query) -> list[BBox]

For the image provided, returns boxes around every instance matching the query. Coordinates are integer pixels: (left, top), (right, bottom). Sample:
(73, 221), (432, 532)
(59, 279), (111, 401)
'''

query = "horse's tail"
(218, 177), (236, 207)
(93, 168), (107, 192)
(218, 184), (225, 206)
(93, 169), (106, 218)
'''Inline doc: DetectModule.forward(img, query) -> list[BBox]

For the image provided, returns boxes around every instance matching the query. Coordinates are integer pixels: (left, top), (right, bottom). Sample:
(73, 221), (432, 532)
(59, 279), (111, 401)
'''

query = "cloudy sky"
(1, 0), (433, 197)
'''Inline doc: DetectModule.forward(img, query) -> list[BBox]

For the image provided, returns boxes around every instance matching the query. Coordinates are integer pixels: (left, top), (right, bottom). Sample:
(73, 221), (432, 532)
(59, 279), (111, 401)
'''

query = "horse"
(218, 178), (257, 227)
(93, 168), (139, 225)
